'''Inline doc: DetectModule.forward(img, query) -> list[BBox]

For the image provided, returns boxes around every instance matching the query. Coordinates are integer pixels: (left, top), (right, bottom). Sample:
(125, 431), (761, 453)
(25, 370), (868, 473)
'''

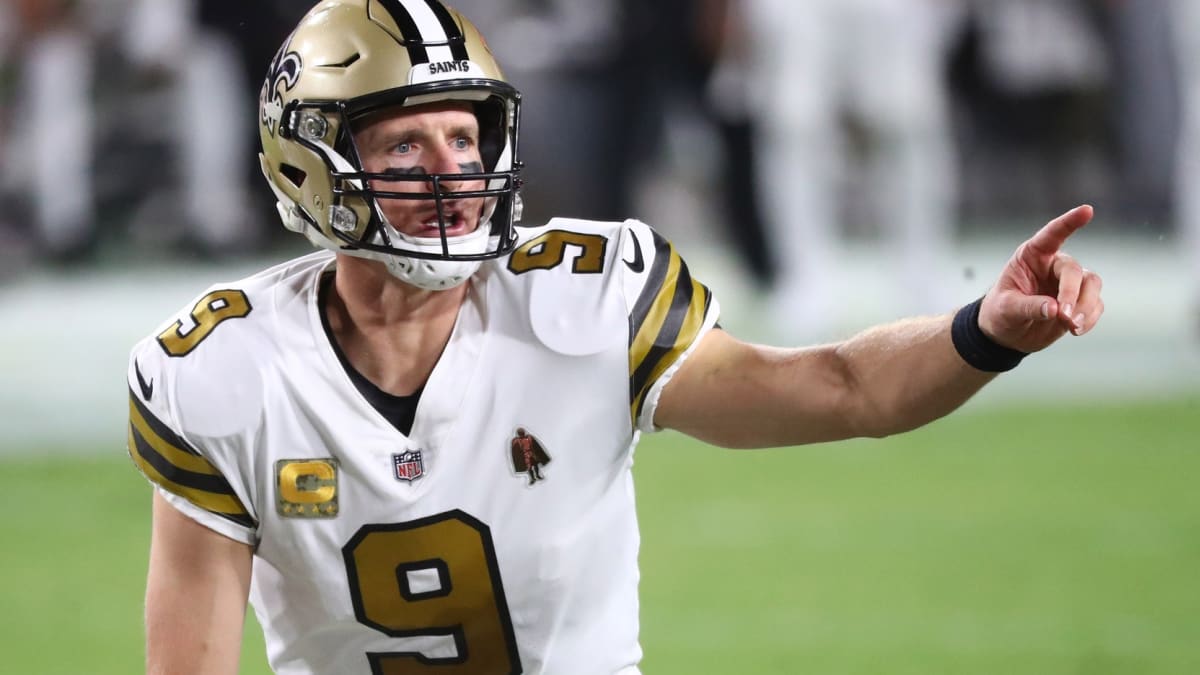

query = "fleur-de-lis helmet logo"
(260, 45), (303, 138)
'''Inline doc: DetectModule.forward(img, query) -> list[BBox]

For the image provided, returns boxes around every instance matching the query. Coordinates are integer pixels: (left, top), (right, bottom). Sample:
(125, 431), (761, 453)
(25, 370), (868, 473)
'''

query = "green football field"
(2, 399), (1197, 674)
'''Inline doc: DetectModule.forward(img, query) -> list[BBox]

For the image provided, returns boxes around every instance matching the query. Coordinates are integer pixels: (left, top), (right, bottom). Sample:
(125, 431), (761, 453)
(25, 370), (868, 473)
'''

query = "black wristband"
(951, 298), (1027, 372)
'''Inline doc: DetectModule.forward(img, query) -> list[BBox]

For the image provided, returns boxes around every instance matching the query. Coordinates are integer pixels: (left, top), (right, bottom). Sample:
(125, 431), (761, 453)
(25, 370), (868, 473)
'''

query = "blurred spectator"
(1093, 0), (1177, 225)
(948, 0), (1111, 221)
(612, 0), (775, 288)
(1168, 0), (1200, 312)
(743, 0), (965, 339)
(703, 1), (777, 288)
(189, 0), (314, 243)
(1, 0), (93, 261)
(0, 0), (262, 263)
(124, 0), (263, 257)
(954, 0), (1178, 226)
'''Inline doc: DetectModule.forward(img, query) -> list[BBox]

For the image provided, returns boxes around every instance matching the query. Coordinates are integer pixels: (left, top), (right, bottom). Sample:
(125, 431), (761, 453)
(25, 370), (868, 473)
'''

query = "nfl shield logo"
(393, 451), (425, 482)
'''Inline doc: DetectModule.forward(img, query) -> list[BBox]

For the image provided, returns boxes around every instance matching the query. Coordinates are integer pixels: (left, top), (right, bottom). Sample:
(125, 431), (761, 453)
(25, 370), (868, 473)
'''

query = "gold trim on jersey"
(628, 232), (713, 425)
(127, 390), (255, 529)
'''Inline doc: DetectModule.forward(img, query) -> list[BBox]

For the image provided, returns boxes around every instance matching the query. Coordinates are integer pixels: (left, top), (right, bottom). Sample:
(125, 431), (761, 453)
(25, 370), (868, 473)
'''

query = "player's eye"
(453, 137), (474, 150)
(394, 141), (413, 154)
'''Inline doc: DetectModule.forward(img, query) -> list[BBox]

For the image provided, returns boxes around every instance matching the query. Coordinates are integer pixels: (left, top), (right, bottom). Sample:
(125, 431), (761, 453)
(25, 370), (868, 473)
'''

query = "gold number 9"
(157, 289), (252, 357)
(507, 230), (608, 275)
(342, 511), (522, 674)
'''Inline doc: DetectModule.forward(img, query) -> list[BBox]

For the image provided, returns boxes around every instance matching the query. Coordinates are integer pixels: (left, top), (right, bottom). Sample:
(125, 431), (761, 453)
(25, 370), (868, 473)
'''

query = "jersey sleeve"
(126, 335), (259, 546)
(620, 220), (721, 433)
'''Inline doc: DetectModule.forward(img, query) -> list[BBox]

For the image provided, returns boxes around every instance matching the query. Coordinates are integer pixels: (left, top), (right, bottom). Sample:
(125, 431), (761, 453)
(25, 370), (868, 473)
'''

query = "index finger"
(1028, 204), (1094, 254)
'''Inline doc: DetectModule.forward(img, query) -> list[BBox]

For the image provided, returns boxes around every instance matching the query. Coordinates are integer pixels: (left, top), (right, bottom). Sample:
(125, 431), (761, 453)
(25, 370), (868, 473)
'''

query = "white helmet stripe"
(376, 0), (456, 64)
(422, 0), (470, 61)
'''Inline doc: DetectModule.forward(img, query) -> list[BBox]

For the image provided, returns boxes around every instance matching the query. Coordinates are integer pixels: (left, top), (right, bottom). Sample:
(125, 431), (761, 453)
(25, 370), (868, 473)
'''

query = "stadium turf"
(2, 399), (1196, 674)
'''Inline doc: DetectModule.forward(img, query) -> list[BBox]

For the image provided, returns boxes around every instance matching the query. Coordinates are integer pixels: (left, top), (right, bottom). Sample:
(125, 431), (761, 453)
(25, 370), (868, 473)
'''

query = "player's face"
(353, 102), (486, 238)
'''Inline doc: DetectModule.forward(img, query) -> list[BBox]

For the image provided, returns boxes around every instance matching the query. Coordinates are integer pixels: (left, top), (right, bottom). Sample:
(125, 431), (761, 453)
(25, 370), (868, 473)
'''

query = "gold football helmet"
(258, 0), (522, 289)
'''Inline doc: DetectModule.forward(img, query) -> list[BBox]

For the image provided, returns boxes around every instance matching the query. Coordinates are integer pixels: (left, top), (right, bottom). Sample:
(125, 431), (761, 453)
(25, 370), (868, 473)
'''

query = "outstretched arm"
(145, 491), (253, 675)
(655, 205), (1103, 448)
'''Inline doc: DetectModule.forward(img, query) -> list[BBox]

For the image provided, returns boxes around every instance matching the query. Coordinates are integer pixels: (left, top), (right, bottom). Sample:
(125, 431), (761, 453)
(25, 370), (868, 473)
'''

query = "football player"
(126, 1), (1105, 673)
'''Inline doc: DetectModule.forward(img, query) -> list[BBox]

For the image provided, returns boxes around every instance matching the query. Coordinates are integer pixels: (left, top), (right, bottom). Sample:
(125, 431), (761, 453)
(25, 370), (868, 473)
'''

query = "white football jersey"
(126, 218), (720, 674)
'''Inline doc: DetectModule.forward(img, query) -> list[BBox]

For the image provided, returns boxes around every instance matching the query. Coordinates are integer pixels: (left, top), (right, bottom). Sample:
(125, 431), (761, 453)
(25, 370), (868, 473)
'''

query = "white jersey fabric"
(126, 218), (719, 674)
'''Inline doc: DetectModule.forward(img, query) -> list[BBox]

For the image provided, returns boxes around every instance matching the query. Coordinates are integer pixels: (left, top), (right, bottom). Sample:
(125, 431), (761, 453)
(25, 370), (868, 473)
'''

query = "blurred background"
(0, 0), (1197, 673)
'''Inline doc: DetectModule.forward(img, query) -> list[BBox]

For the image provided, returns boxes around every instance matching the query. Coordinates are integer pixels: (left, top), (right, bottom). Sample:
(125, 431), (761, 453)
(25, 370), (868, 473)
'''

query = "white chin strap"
(377, 223), (490, 290)
(268, 184), (489, 290)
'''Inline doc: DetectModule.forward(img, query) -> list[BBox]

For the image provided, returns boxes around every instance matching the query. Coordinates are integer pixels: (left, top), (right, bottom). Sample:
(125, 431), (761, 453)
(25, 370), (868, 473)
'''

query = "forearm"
(657, 318), (995, 448)
(659, 205), (1101, 449)
(145, 592), (246, 675)
(831, 313), (995, 439)
(146, 492), (252, 675)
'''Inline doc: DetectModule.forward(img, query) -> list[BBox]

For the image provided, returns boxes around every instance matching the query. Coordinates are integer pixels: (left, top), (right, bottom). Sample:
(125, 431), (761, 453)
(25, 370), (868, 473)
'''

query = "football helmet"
(258, 0), (523, 289)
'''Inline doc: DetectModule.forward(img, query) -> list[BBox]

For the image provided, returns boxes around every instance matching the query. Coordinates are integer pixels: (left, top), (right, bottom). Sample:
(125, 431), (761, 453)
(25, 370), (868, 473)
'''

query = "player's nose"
(430, 138), (469, 172)
(428, 145), (467, 192)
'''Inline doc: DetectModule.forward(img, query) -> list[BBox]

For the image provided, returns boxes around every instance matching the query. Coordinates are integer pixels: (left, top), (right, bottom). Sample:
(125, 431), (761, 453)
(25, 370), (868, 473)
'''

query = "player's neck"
(325, 255), (469, 395)
(333, 255), (469, 326)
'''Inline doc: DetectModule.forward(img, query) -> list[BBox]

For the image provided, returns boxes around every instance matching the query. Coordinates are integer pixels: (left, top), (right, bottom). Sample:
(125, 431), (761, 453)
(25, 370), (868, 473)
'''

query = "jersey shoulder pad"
(502, 218), (628, 356)
(132, 252), (331, 438)
(619, 218), (717, 340)
(126, 337), (259, 536)
(125, 253), (331, 541)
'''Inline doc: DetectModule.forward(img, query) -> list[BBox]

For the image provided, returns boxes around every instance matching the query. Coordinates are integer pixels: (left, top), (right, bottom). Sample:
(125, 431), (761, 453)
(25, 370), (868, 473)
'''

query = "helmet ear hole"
(280, 164), (308, 188)
(474, 98), (506, 170)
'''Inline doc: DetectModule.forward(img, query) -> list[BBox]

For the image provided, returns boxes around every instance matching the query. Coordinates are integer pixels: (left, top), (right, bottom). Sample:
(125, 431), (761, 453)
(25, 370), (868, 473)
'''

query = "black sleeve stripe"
(423, 0), (470, 60)
(630, 262), (696, 402)
(127, 392), (256, 529)
(129, 389), (203, 459)
(129, 426), (239, 497)
(631, 282), (712, 423)
(629, 230), (675, 336)
(629, 269), (714, 424)
(128, 426), (256, 530)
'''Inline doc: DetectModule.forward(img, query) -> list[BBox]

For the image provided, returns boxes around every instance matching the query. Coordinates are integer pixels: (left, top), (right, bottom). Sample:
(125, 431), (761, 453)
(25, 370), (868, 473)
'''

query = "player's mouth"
(413, 204), (475, 237)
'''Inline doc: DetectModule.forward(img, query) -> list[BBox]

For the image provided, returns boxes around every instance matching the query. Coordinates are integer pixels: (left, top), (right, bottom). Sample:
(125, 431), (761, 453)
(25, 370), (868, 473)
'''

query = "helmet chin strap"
(375, 219), (491, 291)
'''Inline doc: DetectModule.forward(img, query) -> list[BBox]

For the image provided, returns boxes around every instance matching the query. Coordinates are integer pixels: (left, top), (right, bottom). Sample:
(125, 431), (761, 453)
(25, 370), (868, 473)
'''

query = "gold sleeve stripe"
(628, 240), (714, 424)
(128, 396), (220, 477)
(128, 426), (253, 521)
(628, 230), (676, 341)
(629, 276), (712, 423)
(127, 391), (255, 529)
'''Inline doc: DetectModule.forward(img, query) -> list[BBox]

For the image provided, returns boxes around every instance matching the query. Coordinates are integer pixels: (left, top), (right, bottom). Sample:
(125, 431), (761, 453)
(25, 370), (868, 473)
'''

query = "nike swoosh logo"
(135, 360), (154, 401)
(623, 233), (645, 273)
